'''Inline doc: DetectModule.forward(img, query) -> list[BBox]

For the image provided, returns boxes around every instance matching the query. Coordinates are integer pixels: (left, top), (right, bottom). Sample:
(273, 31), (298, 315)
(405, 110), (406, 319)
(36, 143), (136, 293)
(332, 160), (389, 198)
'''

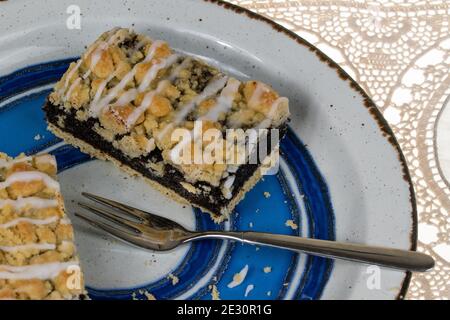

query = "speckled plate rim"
(205, 0), (417, 300)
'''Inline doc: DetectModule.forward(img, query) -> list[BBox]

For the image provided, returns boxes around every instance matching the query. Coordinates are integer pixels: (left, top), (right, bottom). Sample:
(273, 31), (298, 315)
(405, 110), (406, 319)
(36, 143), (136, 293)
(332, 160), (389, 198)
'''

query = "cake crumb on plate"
(209, 284), (221, 300)
(227, 264), (249, 288)
(144, 292), (156, 300)
(244, 284), (254, 297)
(285, 219), (298, 230)
(167, 273), (179, 285)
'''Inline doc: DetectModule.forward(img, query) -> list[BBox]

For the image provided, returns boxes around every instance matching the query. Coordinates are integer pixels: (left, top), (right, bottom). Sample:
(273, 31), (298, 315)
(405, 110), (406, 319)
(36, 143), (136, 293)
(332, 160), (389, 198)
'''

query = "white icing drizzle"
(145, 138), (156, 153)
(90, 72), (116, 112)
(248, 82), (267, 107)
(132, 36), (152, 56)
(126, 91), (156, 127)
(247, 81), (290, 128)
(257, 97), (289, 129)
(113, 53), (180, 115)
(59, 218), (72, 225)
(223, 175), (235, 189)
(158, 75), (229, 140)
(59, 28), (122, 99)
(106, 27), (122, 43)
(90, 42), (108, 70)
(86, 27), (121, 73)
(222, 189), (232, 200)
(202, 78), (241, 121)
(64, 77), (81, 101)
(90, 39), (165, 112)
(0, 243), (56, 253)
(173, 76), (229, 125)
(60, 240), (74, 246)
(138, 54), (179, 92)
(59, 60), (83, 97)
(167, 76), (232, 162)
(89, 67), (137, 117)
(82, 29), (122, 80)
(142, 40), (167, 63)
(221, 175), (235, 200)
(0, 157), (31, 169)
(0, 155), (56, 172)
(0, 171), (60, 191)
(0, 197), (58, 210)
(114, 88), (138, 107)
(0, 216), (59, 229)
(90, 68), (138, 117)
(0, 261), (79, 280)
(63, 36), (178, 124)
(167, 57), (192, 82)
(0, 240), (73, 253)
(82, 69), (92, 80)
(122, 54), (180, 127)
(81, 43), (106, 81)
(34, 154), (57, 169)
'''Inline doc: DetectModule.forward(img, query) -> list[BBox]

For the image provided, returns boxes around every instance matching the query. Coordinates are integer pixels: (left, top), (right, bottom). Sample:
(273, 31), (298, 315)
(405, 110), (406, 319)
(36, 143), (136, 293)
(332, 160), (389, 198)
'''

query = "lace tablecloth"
(230, 0), (450, 300)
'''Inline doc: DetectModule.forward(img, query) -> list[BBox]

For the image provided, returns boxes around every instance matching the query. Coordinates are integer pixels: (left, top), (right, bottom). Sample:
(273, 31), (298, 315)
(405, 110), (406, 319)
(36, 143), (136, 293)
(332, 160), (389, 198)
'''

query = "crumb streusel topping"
(49, 28), (290, 191)
(0, 153), (84, 300)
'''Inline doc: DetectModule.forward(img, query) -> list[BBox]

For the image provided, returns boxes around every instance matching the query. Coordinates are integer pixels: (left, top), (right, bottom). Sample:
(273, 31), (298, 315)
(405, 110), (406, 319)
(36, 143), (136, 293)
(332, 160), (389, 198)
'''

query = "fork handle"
(191, 231), (434, 272)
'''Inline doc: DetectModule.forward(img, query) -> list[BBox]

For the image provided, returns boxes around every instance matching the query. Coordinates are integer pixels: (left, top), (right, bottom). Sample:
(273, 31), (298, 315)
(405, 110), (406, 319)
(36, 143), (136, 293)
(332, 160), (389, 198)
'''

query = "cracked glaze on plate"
(0, 0), (416, 299)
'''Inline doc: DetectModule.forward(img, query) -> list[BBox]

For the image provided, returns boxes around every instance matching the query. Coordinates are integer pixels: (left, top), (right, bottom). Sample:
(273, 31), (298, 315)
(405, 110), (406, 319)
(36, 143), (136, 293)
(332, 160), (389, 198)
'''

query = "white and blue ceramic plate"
(0, 0), (416, 300)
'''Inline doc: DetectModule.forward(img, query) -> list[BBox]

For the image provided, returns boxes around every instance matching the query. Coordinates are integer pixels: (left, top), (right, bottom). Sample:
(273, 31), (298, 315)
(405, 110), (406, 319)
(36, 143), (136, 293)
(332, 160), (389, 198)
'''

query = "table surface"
(230, 0), (450, 300)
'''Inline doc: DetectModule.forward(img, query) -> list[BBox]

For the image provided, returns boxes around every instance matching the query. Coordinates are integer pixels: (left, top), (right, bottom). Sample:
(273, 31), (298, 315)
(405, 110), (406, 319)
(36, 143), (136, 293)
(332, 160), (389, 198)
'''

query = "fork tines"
(75, 193), (146, 246)
(75, 192), (188, 251)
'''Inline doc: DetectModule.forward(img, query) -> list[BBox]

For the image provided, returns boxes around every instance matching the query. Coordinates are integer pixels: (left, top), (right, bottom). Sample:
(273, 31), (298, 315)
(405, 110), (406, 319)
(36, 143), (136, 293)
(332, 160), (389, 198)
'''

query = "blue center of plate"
(0, 59), (335, 300)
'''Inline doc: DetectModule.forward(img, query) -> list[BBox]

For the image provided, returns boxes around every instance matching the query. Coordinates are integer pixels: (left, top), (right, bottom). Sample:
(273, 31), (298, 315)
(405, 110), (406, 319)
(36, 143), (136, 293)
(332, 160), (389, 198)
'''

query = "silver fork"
(75, 192), (434, 272)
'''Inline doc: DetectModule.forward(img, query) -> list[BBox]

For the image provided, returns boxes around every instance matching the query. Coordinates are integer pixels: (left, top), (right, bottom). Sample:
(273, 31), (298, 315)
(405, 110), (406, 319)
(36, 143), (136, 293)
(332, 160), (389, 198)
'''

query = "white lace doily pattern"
(230, 0), (450, 299)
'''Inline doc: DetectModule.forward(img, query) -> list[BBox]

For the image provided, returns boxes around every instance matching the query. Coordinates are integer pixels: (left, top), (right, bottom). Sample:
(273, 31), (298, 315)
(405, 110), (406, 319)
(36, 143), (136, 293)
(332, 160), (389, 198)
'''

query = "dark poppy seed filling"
(44, 100), (287, 217)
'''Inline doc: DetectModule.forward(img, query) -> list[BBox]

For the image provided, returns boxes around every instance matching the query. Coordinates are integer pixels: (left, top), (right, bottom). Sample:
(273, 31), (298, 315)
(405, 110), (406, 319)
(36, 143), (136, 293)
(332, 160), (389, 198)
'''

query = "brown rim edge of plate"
(204, 0), (418, 300)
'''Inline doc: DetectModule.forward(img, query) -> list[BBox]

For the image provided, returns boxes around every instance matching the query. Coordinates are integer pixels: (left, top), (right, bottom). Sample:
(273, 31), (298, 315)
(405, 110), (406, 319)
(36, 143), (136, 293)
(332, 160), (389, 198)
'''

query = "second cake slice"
(0, 152), (85, 299)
